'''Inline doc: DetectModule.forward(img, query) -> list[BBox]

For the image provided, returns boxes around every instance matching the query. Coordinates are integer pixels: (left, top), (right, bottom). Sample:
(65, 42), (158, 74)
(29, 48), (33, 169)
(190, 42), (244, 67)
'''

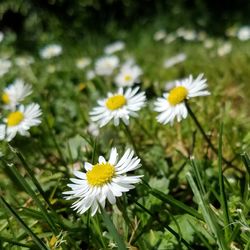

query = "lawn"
(0, 7), (250, 249)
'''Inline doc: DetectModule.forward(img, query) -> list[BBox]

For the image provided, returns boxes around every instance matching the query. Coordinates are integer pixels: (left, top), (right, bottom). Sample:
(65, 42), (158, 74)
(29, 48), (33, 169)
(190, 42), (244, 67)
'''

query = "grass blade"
(0, 195), (48, 250)
(0, 236), (31, 248)
(101, 208), (127, 250)
(0, 159), (59, 235)
(241, 152), (250, 175)
(186, 172), (228, 250)
(218, 124), (231, 240)
(133, 200), (194, 250)
(148, 186), (203, 220)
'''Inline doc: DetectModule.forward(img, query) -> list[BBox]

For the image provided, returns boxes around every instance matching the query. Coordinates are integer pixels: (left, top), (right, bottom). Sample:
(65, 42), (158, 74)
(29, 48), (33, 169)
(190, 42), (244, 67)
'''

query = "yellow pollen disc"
(2, 93), (10, 104)
(124, 75), (132, 82)
(86, 163), (115, 186)
(106, 95), (126, 110)
(7, 111), (24, 127)
(168, 86), (188, 106)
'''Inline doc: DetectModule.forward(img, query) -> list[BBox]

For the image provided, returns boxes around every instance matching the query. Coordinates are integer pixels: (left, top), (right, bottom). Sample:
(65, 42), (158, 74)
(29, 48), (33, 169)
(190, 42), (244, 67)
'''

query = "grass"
(0, 22), (250, 249)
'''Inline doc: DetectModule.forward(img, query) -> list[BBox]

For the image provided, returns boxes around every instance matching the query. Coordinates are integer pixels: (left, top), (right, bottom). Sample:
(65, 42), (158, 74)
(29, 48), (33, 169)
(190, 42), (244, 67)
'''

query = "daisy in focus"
(154, 74), (210, 125)
(115, 61), (142, 87)
(63, 147), (142, 216)
(1, 79), (32, 110)
(95, 55), (119, 76)
(90, 87), (146, 127)
(0, 103), (42, 141)
(40, 44), (62, 59)
(104, 41), (125, 54)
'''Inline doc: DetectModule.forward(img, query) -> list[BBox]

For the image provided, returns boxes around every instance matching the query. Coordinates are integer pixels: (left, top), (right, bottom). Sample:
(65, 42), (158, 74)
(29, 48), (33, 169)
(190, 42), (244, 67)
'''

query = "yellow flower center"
(86, 163), (115, 186)
(2, 93), (10, 104)
(106, 95), (126, 110)
(124, 74), (132, 82)
(7, 111), (24, 126)
(168, 86), (188, 106)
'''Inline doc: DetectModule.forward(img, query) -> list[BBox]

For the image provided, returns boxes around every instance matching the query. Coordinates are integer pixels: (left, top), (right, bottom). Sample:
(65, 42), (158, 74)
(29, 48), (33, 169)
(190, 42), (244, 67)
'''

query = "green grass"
(0, 23), (250, 249)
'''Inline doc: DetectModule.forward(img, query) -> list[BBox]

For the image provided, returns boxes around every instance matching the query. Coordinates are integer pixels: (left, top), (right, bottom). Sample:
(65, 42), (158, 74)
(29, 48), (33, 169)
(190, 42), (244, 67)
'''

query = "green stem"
(121, 122), (140, 157)
(134, 200), (194, 250)
(185, 102), (242, 174)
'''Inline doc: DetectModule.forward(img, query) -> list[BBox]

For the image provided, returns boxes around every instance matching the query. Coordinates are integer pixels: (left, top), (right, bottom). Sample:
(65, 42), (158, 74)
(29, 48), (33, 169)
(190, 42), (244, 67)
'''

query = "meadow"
(0, 19), (250, 249)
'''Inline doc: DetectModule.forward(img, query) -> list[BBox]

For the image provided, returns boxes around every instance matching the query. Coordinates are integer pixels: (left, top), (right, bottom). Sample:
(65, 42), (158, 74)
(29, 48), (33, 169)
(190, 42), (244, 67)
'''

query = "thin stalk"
(0, 236), (31, 248)
(44, 117), (66, 167)
(218, 124), (231, 240)
(186, 172), (228, 250)
(122, 122), (140, 157)
(0, 196), (49, 250)
(185, 101), (241, 173)
(141, 179), (203, 220)
(134, 200), (194, 250)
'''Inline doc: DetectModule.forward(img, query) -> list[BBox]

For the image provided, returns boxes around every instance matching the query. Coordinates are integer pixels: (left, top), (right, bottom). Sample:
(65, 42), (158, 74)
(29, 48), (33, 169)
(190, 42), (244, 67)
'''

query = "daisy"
(87, 122), (100, 137)
(0, 58), (12, 77)
(76, 57), (91, 69)
(163, 53), (187, 68)
(40, 44), (62, 59)
(2, 79), (32, 110)
(114, 62), (142, 87)
(95, 55), (119, 76)
(63, 147), (142, 216)
(86, 70), (96, 80)
(237, 26), (250, 41)
(90, 87), (146, 127)
(0, 32), (4, 43)
(153, 30), (167, 41)
(217, 42), (232, 57)
(15, 56), (34, 67)
(0, 103), (42, 141)
(154, 74), (210, 125)
(104, 41), (125, 54)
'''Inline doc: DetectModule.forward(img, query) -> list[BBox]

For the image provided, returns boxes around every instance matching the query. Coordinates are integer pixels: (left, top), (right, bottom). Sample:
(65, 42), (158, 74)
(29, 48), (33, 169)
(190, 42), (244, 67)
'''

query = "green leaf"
(101, 208), (127, 250)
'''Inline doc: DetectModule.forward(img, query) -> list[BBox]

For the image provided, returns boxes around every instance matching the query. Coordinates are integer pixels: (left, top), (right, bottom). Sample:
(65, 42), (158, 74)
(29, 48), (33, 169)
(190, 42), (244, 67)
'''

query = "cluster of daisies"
(0, 38), (210, 216)
(65, 71), (210, 216)
(0, 79), (42, 141)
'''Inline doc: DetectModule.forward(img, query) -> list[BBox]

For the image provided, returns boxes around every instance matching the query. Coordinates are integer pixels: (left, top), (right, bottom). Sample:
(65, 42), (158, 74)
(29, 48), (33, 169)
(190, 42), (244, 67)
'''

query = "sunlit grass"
(0, 24), (249, 249)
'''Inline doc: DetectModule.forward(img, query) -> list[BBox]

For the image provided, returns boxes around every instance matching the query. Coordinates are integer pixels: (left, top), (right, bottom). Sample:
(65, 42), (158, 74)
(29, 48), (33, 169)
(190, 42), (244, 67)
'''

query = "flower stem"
(185, 101), (241, 173)
(122, 122), (140, 157)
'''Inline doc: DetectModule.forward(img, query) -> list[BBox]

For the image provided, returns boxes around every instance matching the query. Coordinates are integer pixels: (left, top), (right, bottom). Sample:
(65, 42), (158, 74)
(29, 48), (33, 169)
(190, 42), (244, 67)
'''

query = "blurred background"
(0, 0), (250, 50)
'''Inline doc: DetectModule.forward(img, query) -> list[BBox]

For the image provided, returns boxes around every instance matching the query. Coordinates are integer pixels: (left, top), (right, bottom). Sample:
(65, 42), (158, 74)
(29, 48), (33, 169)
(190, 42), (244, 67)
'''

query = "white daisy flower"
(2, 79), (32, 110)
(40, 44), (62, 59)
(176, 28), (197, 41)
(164, 33), (177, 44)
(114, 62), (142, 87)
(0, 103), (42, 141)
(86, 70), (96, 80)
(87, 122), (100, 137)
(154, 74), (210, 125)
(76, 57), (91, 69)
(0, 32), (4, 43)
(217, 42), (232, 57)
(63, 147), (142, 216)
(163, 53), (187, 68)
(237, 26), (250, 41)
(95, 55), (119, 76)
(104, 41), (125, 54)
(90, 87), (146, 127)
(153, 30), (167, 41)
(15, 56), (34, 67)
(0, 58), (12, 77)
(203, 39), (214, 49)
